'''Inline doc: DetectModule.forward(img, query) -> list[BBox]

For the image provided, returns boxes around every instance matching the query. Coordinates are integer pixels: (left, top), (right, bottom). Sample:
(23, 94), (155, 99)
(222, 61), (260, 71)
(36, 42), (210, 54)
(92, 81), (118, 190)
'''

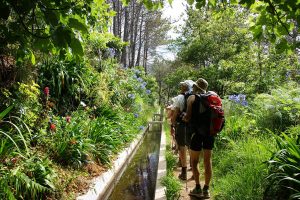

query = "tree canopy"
(1, 0), (299, 65)
(0, 0), (113, 62)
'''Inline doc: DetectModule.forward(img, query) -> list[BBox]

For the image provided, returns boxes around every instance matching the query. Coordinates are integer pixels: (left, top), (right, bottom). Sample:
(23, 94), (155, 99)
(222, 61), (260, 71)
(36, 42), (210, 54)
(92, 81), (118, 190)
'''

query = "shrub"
(38, 58), (90, 111)
(253, 83), (300, 132)
(216, 99), (258, 148)
(15, 81), (42, 130)
(0, 108), (30, 157)
(47, 112), (95, 168)
(89, 116), (123, 165)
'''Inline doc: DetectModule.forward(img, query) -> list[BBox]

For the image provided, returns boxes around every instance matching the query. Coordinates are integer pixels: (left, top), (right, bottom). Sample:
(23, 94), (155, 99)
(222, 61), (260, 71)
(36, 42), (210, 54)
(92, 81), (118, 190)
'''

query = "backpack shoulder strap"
(183, 92), (193, 111)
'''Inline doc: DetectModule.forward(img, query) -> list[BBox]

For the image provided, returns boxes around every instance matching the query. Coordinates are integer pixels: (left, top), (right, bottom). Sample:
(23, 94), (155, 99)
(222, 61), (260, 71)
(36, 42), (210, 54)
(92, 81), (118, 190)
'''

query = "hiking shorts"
(186, 124), (193, 147)
(189, 126), (215, 151)
(175, 122), (189, 147)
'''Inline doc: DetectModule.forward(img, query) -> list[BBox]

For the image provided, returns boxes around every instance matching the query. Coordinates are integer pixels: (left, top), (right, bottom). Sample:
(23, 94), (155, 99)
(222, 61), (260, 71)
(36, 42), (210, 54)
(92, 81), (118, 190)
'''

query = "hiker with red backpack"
(170, 80), (195, 181)
(183, 78), (225, 199)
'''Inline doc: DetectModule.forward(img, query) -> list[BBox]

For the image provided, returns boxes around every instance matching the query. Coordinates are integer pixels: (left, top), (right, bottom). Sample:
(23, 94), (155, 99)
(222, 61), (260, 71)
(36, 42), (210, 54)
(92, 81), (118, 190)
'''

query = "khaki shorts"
(175, 122), (189, 147)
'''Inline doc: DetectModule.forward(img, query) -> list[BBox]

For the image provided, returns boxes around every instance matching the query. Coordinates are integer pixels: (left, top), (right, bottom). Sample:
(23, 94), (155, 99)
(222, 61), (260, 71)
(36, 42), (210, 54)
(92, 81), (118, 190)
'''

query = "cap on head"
(179, 80), (196, 92)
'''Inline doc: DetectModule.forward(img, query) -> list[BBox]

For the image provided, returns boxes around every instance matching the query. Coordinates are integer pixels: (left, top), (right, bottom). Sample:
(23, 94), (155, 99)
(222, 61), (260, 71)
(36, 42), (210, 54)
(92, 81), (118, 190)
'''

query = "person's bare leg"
(190, 150), (201, 185)
(179, 146), (187, 167)
(188, 148), (192, 169)
(203, 149), (212, 186)
(178, 146), (187, 180)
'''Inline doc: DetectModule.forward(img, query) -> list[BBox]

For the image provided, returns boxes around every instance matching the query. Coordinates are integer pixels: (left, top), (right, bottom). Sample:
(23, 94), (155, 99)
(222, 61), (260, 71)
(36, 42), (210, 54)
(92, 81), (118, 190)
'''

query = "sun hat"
(193, 78), (208, 93)
(179, 80), (196, 92)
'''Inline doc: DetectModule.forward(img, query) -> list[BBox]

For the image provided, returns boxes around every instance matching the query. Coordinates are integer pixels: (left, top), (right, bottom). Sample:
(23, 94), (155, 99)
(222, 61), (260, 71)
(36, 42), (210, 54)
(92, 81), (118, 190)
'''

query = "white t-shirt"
(171, 94), (185, 112)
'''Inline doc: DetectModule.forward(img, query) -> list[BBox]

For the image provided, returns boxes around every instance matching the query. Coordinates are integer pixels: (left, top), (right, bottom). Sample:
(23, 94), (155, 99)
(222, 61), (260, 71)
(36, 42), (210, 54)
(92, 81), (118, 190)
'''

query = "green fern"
(0, 168), (49, 200)
(0, 177), (17, 200)
(266, 133), (300, 199)
(11, 167), (51, 199)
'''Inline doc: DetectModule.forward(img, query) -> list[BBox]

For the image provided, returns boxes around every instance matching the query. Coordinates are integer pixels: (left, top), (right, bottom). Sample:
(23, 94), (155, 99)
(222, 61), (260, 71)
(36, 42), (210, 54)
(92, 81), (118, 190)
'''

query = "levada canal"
(108, 125), (162, 200)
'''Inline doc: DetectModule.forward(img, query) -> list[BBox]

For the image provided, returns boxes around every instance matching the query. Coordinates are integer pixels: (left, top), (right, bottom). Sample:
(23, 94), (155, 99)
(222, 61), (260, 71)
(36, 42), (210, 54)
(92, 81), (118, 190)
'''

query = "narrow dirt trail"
(173, 154), (212, 200)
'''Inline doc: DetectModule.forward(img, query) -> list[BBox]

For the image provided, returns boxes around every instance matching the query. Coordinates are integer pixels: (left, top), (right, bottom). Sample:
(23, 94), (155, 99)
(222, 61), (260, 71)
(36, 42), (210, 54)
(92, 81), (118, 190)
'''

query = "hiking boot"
(178, 173), (187, 180)
(189, 187), (202, 198)
(203, 185), (210, 199)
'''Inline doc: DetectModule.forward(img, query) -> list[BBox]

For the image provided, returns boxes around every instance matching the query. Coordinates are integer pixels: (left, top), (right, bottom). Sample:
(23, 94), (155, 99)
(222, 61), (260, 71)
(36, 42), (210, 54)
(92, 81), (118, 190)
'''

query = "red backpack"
(201, 91), (225, 136)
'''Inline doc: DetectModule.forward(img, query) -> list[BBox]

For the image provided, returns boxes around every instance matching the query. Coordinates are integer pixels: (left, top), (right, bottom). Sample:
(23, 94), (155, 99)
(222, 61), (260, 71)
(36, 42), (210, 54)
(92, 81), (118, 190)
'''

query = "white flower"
(80, 101), (87, 107)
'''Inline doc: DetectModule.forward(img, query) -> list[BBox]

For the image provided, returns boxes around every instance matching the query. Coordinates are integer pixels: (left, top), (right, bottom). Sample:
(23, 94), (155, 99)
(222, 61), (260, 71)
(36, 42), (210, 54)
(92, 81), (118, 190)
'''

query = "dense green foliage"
(191, 0), (300, 51)
(211, 85), (299, 200)
(0, 60), (158, 199)
(0, 0), (162, 198)
(1, 0), (299, 199)
(0, 20), (158, 197)
(0, 0), (114, 61)
(266, 133), (300, 199)
(163, 6), (300, 99)
(156, 2), (299, 199)
(253, 83), (300, 132)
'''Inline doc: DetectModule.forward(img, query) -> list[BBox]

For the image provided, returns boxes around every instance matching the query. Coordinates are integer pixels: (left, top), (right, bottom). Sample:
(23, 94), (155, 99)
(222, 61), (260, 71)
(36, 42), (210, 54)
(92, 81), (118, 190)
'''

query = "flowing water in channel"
(108, 126), (161, 200)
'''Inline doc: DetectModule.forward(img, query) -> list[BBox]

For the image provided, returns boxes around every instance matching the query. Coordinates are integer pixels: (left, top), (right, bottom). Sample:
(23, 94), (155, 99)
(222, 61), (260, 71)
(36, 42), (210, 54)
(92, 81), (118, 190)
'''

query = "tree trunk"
(143, 22), (149, 73)
(136, 10), (144, 66)
(158, 80), (162, 105)
(112, 1), (117, 36)
(130, 3), (141, 68)
(117, 0), (122, 37)
(121, 6), (129, 68)
(128, 0), (135, 68)
(258, 41), (262, 77)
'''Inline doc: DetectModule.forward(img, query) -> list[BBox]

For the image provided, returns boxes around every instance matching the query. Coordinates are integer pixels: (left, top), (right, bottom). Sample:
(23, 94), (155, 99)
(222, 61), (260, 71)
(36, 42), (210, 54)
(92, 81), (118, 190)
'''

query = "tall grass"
(212, 84), (299, 200)
(213, 135), (276, 200)
(161, 174), (181, 200)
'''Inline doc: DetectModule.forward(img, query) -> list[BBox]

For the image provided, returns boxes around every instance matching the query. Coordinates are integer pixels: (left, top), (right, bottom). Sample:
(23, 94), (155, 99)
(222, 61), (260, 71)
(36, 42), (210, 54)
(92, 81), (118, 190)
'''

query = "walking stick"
(171, 136), (174, 152)
(185, 124), (188, 192)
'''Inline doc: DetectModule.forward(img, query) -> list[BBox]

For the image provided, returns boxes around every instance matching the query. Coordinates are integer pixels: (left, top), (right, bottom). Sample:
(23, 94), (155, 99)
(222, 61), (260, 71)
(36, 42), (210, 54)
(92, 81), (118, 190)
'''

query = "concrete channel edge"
(154, 129), (167, 200)
(76, 125), (149, 200)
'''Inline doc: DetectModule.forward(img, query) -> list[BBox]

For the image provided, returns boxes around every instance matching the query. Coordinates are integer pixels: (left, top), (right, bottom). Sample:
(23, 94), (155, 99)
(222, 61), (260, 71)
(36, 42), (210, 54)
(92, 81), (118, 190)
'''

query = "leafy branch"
(265, 0), (293, 38)
(38, 1), (74, 11)
(18, 16), (52, 39)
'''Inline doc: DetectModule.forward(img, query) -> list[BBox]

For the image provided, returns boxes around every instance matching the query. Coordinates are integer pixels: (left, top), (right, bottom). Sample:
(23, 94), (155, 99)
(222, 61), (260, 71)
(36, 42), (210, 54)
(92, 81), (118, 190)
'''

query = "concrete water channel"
(77, 113), (166, 200)
(108, 123), (161, 199)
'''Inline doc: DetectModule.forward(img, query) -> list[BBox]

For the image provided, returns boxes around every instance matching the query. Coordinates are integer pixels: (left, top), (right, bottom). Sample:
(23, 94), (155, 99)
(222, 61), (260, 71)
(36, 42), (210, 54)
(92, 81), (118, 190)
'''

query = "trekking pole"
(171, 137), (174, 152)
(185, 124), (188, 192)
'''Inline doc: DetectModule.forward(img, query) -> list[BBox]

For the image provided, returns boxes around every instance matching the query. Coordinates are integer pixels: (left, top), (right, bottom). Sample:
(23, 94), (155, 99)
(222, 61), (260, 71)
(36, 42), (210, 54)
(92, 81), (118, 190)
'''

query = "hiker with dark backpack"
(170, 80), (195, 181)
(183, 78), (225, 199)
